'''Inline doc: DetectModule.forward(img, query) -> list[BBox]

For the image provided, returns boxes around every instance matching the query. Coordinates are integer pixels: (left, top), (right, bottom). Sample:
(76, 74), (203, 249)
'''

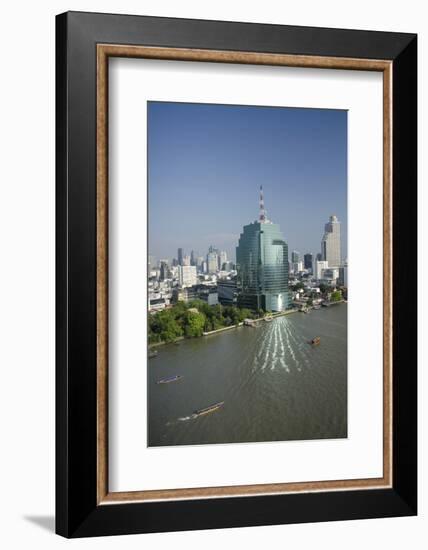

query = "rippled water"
(148, 304), (347, 446)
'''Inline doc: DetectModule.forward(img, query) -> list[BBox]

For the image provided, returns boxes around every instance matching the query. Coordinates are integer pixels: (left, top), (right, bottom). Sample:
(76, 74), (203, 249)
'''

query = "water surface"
(148, 304), (347, 446)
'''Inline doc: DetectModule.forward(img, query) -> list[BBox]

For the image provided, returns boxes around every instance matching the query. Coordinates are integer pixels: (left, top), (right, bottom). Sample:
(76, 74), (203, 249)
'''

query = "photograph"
(147, 101), (348, 447)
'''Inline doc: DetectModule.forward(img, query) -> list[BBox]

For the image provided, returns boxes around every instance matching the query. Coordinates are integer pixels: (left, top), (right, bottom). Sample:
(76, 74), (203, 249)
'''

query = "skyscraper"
(178, 265), (197, 287)
(321, 215), (341, 267)
(183, 255), (191, 266)
(236, 186), (290, 312)
(304, 253), (313, 271)
(291, 250), (300, 263)
(177, 247), (184, 266)
(159, 260), (170, 281)
(207, 252), (218, 273)
(218, 250), (228, 270)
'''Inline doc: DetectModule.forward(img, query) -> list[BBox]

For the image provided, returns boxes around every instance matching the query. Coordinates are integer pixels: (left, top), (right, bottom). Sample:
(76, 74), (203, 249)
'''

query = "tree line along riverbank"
(148, 296), (345, 347)
(148, 300), (265, 345)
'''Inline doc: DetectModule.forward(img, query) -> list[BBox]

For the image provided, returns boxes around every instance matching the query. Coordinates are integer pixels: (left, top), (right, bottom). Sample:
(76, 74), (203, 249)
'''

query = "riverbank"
(148, 302), (346, 348)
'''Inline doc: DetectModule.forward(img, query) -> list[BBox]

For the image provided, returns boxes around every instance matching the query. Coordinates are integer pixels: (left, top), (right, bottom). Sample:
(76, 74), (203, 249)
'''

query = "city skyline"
(148, 101), (347, 262)
(148, 210), (343, 269)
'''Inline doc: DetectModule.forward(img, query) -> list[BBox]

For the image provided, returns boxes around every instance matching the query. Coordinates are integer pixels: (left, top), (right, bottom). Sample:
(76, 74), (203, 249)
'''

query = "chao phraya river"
(148, 303), (347, 446)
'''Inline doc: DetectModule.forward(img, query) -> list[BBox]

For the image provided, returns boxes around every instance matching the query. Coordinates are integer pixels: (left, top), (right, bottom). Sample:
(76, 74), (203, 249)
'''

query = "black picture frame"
(56, 11), (417, 538)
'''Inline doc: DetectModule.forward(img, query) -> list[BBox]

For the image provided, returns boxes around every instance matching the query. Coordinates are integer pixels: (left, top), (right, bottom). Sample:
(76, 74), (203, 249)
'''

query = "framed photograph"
(56, 11), (417, 537)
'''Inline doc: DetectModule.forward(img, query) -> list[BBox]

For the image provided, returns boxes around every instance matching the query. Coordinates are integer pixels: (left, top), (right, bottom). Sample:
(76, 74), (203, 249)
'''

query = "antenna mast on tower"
(259, 185), (266, 223)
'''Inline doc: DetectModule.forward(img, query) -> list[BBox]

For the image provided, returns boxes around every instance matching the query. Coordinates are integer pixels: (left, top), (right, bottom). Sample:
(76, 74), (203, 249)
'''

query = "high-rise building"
(183, 254), (191, 266)
(190, 250), (196, 266)
(321, 215), (341, 267)
(291, 250), (300, 263)
(177, 248), (184, 266)
(304, 253), (313, 271)
(218, 250), (228, 270)
(178, 265), (197, 288)
(196, 256), (204, 271)
(293, 261), (303, 273)
(236, 186), (290, 312)
(316, 252), (322, 262)
(159, 260), (170, 281)
(314, 260), (329, 280)
(338, 261), (348, 287)
(207, 251), (218, 273)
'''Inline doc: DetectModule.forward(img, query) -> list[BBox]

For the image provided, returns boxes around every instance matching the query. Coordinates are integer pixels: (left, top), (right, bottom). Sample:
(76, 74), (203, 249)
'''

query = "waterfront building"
(178, 265), (197, 288)
(304, 253), (313, 271)
(236, 186), (291, 312)
(321, 215), (341, 267)
(314, 260), (329, 280)
(322, 267), (339, 283)
(200, 288), (219, 306)
(338, 261), (348, 287)
(177, 248), (184, 266)
(217, 278), (238, 306)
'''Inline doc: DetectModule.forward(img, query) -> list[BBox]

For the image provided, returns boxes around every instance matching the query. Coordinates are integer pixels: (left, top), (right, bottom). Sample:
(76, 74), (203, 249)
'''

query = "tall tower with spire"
(236, 187), (290, 312)
(259, 185), (266, 223)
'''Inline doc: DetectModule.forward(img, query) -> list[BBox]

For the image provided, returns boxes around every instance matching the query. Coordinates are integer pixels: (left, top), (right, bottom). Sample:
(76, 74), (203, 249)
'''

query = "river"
(148, 303), (347, 446)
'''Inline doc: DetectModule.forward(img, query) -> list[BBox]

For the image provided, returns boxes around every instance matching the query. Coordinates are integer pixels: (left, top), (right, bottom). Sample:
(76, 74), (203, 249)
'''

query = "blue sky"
(148, 101), (347, 262)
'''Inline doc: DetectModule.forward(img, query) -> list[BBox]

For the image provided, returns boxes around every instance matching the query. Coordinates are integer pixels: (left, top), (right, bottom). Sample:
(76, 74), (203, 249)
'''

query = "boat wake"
(177, 415), (196, 422)
(250, 317), (317, 374)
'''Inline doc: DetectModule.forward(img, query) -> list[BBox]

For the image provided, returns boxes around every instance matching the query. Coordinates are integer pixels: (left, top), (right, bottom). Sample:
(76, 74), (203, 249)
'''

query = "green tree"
(184, 310), (206, 337)
(151, 310), (183, 342)
(330, 290), (342, 302)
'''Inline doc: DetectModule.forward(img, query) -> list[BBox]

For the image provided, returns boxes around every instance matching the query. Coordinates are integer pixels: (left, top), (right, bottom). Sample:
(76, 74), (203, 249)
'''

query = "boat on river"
(148, 350), (158, 358)
(157, 375), (182, 384)
(310, 336), (321, 345)
(193, 401), (224, 417)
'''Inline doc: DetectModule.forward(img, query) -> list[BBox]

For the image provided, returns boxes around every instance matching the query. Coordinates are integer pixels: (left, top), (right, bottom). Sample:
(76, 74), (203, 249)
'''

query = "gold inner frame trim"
(96, 44), (393, 504)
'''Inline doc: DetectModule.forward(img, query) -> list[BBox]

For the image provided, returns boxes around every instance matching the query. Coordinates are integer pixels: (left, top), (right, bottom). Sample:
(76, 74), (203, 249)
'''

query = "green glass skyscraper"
(236, 187), (291, 312)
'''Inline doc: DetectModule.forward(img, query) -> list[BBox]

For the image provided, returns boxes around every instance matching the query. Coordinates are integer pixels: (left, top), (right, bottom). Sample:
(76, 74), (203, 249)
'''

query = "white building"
(207, 251), (218, 273)
(178, 265), (197, 288)
(218, 250), (228, 270)
(293, 261), (303, 273)
(314, 260), (329, 280)
(322, 267), (339, 282)
(321, 215), (341, 267)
